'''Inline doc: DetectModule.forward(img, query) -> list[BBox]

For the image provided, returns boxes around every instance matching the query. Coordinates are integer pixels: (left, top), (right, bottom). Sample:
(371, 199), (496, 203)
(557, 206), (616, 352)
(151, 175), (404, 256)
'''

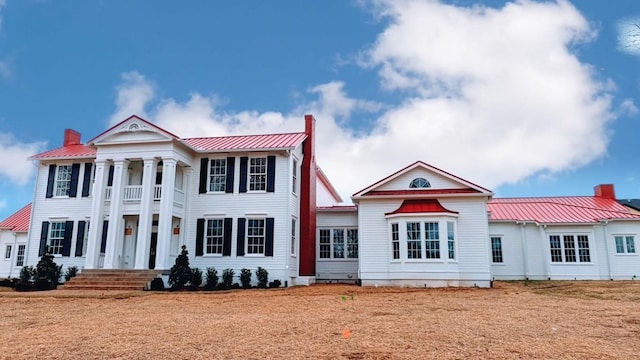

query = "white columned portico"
(134, 158), (157, 269)
(103, 159), (129, 269)
(85, 160), (109, 269)
(155, 158), (177, 270)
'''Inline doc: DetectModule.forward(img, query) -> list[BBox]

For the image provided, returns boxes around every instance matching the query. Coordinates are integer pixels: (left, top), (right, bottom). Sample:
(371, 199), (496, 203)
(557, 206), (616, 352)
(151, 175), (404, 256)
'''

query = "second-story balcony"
(104, 185), (184, 207)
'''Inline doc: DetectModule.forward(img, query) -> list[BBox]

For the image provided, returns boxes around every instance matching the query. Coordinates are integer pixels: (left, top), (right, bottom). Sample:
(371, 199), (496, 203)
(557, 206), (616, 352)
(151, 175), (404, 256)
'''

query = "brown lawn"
(0, 281), (639, 359)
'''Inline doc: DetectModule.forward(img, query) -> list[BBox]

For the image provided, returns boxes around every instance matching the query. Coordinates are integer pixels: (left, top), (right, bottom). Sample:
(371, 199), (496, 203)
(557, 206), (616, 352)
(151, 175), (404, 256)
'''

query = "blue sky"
(0, 0), (639, 220)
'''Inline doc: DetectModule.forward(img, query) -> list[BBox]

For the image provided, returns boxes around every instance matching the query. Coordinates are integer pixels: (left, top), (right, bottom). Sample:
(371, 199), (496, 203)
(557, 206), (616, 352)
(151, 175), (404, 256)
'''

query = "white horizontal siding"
(375, 168), (466, 191)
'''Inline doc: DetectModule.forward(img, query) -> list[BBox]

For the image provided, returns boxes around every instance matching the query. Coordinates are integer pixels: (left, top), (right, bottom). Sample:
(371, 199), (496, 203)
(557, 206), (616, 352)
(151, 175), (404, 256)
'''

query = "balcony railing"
(104, 185), (183, 206)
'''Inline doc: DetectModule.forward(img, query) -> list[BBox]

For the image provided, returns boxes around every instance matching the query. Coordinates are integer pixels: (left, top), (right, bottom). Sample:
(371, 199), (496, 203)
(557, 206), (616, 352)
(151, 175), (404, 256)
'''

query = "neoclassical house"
(2, 114), (640, 287)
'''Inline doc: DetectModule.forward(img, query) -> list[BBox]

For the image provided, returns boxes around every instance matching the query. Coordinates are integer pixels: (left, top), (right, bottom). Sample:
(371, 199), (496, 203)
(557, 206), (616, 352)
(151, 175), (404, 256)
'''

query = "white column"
(134, 158), (157, 269)
(103, 159), (129, 269)
(155, 158), (176, 270)
(85, 160), (108, 269)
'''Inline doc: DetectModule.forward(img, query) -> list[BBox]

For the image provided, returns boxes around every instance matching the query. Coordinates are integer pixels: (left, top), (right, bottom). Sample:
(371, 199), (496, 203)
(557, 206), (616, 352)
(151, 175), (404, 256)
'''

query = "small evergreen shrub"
(35, 247), (62, 290)
(240, 268), (252, 288)
(169, 245), (192, 290)
(221, 268), (234, 289)
(256, 267), (269, 289)
(268, 279), (282, 288)
(19, 265), (36, 284)
(64, 266), (79, 282)
(190, 268), (203, 289)
(149, 277), (165, 291)
(205, 267), (218, 290)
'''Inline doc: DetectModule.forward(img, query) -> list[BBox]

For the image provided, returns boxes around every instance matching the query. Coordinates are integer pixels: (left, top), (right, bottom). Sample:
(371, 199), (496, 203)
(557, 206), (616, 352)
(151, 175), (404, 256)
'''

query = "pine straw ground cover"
(1, 281), (640, 359)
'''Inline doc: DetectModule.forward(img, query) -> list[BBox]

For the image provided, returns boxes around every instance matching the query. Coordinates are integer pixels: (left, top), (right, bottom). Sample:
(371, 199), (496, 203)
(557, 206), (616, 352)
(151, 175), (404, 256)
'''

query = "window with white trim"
(291, 218), (297, 255)
(206, 219), (224, 254)
(82, 221), (89, 256)
(549, 235), (590, 263)
(318, 227), (358, 259)
(249, 157), (267, 191)
(425, 222), (440, 259)
(16, 245), (25, 267)
(615, 235), (636, 254)
(409, 177), (431, 188)
(391, 223), (400, 260)
(406, 222), (422, 259)
(247, 218), (265, 254)
(49, 221), (66, 255)
(447, 221), (455, 260)
(292, 159), (298, 194)
(208, 159), (227, 192)
(491, 237), (503, 263)
(4, 245), (11, 259)
(55, 165), (73, 196)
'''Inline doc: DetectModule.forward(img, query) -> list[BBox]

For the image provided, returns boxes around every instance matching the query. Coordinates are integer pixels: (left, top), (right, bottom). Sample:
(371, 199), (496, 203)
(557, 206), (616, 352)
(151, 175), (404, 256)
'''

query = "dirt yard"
(0, 281), (639, 359)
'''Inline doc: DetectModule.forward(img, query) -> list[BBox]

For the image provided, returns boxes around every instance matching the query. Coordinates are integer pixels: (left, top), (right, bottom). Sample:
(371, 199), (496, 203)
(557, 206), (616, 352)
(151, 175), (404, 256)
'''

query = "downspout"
(601, 220), (613, 280)
(519, 222), (529, 280)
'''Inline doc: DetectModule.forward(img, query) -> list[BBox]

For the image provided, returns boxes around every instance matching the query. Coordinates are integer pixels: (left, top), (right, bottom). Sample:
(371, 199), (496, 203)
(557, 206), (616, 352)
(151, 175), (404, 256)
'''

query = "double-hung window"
(549, 234), (590, 263)
(55, 165), (73, 196)
(247, 219), (265, 254)
(615, 235), (636, 254)
(49, 222), (66, 255)
(249, 158), (267, 191)
(292, 159), (298, 194)
(425, 222), (440, 259)
(291, 218), (297, 256)
(491, 237), (503, 263)
(447, 221), (455, 260)
(16, 245), (25, 267)
(206, 219), (224, 255)
(347, 229), (358, 259)
(209, 159), (227, 192)
(4, 245), (11, 259)
(391, 223), (400, 260)
(319, 229), (331, 259)
(406, 222), (422, 259)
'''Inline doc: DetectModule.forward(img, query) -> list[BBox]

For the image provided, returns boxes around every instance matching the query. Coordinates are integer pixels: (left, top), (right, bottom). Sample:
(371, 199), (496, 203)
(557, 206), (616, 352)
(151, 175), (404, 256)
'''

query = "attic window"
(128, 123), (140, 130)
(409, 177), (431, 189)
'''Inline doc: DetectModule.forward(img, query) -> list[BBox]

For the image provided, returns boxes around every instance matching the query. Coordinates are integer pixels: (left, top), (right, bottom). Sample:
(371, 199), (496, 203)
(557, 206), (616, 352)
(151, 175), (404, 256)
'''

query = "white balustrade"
(153, 185), (162, 200)
(124, 185), (143, 201)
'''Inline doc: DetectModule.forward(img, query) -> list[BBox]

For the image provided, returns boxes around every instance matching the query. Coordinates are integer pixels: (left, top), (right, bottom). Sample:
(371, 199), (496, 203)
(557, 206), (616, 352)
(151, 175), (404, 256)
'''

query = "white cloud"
(617, 18), (640, 56)
(0, 133), (45, 185)
(109, 0), (617, 202)
(108, 71), (155, 125)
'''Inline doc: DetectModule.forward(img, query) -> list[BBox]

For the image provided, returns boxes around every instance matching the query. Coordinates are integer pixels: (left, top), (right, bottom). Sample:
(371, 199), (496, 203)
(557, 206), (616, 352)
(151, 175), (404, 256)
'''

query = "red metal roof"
(31, 144), (97, 160)
(0, 203), (31, 232)
(488, 197), (640, 224)
(386, 199), (458, 216)
(183, 132), (307, 152)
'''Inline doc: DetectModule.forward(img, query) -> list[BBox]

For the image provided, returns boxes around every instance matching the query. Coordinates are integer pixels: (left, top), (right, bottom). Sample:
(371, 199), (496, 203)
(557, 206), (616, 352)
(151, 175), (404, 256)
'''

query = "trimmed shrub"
(240, 268), (252, 288)
(149, 277), (165, 291)
(256, 267), (268, 289)
(35, 247), (62, 290)
(221, 268), (234, 289)
(268, 279), (282, 288)
(64, 266), (79, 282)
(205, 267), (218, 290)
(169, 245), (192, 290)
(191, 268), (203, 289)
(19, 265), (36, 284)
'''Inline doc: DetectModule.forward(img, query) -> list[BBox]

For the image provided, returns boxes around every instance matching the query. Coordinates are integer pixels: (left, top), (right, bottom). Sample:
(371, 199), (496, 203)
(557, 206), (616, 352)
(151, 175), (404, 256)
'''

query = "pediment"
(88, 115), (179, 146)
(352, 161), (492, 199)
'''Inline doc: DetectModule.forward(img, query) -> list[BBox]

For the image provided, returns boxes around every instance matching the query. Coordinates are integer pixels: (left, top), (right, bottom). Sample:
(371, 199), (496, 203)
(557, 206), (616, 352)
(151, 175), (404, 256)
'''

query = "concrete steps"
(59, 269), (162, 291)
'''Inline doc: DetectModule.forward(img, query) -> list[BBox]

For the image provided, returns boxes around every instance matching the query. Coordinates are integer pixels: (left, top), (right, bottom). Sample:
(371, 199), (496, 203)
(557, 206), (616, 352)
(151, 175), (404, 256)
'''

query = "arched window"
(409, 177), (431, 189)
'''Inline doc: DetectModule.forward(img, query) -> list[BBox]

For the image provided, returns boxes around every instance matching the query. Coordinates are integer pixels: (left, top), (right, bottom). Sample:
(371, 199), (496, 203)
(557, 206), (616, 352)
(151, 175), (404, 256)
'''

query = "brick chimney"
(594, 184), (616, 200)
(63, 129), (81, 146)
(299, 114), (317, 277)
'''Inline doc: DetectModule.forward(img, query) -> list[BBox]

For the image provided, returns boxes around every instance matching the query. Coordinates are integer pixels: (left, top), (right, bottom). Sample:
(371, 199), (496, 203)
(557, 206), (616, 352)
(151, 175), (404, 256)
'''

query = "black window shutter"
(62, 221), (74, 256)
(225, 157), (235, 193)
(39, 221), (49, 256)
(107, 165), (114, 187)
(69, 163), (81, 198)
(267, 156), (276, 193)
(75, 221), (86, 257)
(237, 218), (246, 256)
(81, 163), (93, 197)
(46, 165), (56, 198)
(223, 217), (233, 256)
(265, 217), (274, 256)
(199, 158), (209, 194)
(196, 218), (205, 256)
(239, 157), (248, 193)
(101, 220), (108, 253)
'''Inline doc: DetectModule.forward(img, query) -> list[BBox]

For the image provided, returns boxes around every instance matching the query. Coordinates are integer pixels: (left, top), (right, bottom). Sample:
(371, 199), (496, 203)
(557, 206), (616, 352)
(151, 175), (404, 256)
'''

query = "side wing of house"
(0, 203), (31, 278)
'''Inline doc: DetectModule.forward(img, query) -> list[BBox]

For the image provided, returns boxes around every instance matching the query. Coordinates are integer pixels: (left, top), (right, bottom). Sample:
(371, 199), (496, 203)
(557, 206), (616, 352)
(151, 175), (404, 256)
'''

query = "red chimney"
(594, 184), (616, 200)
(299, 114), (318, 277)
(63, 129), (81, 146)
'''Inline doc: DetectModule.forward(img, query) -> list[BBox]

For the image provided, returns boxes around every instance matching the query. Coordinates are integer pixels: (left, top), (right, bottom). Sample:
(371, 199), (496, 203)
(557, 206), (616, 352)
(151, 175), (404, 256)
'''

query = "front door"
(149, 233), (158, 269)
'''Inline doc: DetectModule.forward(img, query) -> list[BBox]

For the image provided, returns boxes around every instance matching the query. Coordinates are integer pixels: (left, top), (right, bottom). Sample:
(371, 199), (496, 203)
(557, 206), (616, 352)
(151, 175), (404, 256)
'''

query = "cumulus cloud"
(0, 133), (45, 185)
(617, 19), (640, 56)
(110, 0), (617, 201)
(108, 71), (155, 125)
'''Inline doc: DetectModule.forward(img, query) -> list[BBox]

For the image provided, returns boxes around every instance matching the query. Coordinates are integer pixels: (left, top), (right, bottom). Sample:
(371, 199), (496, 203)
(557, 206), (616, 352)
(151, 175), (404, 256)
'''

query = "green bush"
(64, 266), (79, 282)
(240, 268), (252, 288)
(149, 277), (165, 291)
(256, 267), (268, 289)
(169, 245), (192, 290)
(268, 279), (282, 288)
(35, 247), (62, 290)
(19, 265), (36, 284)
(205, 267), (218, 290)
(221, 268), (234, 289)
(190, 268), (203, 289)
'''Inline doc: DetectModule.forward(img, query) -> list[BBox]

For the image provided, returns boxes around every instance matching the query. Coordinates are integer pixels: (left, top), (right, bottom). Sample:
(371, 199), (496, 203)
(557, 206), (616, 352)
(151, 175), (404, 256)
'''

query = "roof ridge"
(183, 131), (306, 141)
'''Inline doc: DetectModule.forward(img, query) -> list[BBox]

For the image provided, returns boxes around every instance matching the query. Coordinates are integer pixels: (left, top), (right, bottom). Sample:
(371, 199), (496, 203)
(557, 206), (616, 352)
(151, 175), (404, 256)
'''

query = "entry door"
(149, 233), (158, 269)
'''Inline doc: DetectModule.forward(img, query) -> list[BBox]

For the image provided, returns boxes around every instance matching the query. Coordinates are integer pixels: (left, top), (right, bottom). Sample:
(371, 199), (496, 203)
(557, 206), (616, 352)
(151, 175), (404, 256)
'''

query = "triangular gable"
(316, 165), (343, 205)
(87, 115), (181, 146)
(352, 161), (492, 200)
